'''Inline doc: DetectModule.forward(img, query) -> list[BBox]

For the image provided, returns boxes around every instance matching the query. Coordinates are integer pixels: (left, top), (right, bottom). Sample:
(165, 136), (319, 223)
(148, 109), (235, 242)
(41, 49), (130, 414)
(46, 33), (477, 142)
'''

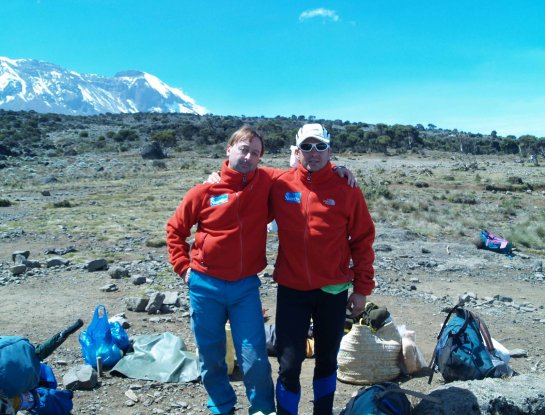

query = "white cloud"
(299, 8), (340, 22)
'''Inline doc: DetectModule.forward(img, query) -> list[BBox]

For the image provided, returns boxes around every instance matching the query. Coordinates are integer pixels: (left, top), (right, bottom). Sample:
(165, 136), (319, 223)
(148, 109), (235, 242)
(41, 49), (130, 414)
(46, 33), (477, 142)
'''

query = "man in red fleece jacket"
(166, 125), (358, 415)
(166, 126), (279, 415)
(270, 124), (376, 415)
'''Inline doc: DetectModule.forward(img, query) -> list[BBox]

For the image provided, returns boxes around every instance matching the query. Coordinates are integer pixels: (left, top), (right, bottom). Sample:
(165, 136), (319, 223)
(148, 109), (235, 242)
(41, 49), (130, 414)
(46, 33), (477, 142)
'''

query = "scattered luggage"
(79, 304), (129, 369)
(429, 304), (514, 383)
(477, 229), (513, 257)
(339, 382), (411, 415)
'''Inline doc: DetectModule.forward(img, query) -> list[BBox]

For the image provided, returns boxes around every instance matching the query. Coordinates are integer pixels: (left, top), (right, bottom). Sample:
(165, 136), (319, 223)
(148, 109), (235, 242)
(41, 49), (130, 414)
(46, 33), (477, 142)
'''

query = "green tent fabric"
(111, 332), (200, 383)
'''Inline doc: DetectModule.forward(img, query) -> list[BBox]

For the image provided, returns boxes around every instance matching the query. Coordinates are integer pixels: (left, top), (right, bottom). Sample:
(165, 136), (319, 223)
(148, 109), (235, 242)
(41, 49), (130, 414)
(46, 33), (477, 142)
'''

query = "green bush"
(361, 176), (392, 201)
(146, 238), (167, 248)
(152, 130), (176, 147)
(0, 199), (12, 207)
(52, 200), (72, 208)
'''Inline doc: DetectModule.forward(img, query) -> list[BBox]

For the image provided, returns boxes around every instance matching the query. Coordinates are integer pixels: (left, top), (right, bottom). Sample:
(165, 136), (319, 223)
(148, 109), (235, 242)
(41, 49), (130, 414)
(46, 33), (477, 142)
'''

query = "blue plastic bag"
(29, 388), (73, 415)
(79, 305), (124, 368)
(38, 363), (58, 389)
(110, 321), (130, 352)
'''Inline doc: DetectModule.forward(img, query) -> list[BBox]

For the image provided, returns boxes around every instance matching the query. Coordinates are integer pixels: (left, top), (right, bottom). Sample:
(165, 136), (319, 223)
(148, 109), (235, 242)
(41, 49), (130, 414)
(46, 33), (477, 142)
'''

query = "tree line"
(1, 109), (544, 158)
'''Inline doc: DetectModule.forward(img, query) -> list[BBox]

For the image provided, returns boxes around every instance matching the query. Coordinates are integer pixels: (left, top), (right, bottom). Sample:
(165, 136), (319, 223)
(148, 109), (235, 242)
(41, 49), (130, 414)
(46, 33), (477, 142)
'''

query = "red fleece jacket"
(166, 161), (282, 280)
(269, 162), (376, 295)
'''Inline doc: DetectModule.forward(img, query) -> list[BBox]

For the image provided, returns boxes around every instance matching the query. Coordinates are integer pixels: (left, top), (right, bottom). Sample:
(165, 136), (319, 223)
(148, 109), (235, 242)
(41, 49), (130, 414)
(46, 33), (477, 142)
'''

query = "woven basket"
(337, 321), (402, 385)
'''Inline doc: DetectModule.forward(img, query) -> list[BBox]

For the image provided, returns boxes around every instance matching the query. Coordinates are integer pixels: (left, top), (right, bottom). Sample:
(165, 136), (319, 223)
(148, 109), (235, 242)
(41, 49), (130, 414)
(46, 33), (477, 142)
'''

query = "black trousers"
(275, 285), (347, 415)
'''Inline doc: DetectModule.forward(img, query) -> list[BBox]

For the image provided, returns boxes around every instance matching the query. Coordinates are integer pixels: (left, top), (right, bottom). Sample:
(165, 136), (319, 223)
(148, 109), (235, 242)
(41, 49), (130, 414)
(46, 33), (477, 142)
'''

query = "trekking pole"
(35, 319), (84, 361)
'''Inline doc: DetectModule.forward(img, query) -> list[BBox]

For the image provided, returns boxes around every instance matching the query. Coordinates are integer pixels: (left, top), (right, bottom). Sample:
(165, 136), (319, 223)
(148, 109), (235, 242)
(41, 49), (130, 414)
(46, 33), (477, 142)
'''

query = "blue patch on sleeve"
(210, 194), (228, 206)
(284, 192), (302, 203)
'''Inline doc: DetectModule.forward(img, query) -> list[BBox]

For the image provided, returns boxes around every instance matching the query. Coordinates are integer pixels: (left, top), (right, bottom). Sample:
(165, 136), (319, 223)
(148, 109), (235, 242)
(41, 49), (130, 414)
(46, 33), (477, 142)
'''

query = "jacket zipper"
(238, 175), (246, 276)
(304, 172), (312, 286)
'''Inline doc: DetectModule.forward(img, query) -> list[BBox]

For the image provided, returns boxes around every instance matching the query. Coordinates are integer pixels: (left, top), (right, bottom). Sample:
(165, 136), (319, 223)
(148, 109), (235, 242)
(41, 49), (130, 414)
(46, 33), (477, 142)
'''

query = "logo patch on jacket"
(323, 198), (336, 206)
(210, 194), (228, 206)
(284, 192), (301, 203)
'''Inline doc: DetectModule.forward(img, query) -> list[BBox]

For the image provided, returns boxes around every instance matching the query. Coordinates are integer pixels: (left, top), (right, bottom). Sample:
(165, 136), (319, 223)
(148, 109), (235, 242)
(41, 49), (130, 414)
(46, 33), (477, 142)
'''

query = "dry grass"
(1, 150), (544, 255)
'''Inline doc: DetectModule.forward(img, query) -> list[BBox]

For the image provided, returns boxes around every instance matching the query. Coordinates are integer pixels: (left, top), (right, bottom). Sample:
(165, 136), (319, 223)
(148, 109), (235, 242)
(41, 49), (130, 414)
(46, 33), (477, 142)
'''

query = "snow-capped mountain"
(0, 57), (206, 116)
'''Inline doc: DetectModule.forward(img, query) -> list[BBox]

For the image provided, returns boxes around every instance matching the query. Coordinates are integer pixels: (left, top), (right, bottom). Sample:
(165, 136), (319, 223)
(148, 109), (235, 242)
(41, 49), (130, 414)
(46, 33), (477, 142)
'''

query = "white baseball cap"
(295, 124), (331, 147)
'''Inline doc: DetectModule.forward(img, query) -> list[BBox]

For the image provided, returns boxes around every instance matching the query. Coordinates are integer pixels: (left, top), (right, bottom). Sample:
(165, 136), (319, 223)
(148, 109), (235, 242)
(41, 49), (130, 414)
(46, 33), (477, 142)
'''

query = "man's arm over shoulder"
(260, 166), (291, 181)
(347, 188), (376, 295)
(165, 185), (205, 276)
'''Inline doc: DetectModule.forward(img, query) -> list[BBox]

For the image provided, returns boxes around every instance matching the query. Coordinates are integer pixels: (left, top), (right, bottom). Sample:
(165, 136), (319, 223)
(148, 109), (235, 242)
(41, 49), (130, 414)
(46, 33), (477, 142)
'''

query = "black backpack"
(340, 382), (411, 415)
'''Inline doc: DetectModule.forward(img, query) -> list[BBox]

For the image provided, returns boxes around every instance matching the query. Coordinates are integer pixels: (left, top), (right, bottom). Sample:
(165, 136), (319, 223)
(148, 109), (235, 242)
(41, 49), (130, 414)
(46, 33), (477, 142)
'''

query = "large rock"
(12, 250), (30, 262)
(125, 297), (149, 312)
(141, 141), (166, 160)
(85, 258), (108, 272)
(63, 365), (98, 390)
(413, 373), (545, 415)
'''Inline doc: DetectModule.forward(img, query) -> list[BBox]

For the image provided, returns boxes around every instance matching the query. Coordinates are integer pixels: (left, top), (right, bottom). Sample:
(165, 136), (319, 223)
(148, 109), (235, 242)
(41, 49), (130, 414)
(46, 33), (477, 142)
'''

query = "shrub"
(152, 130), (177, 147)
(448, 194), (478, 205)
(0, 198), (12, 207)
(146, 238), (167, 248)
(361, 176), (392, 201)
(152, 160), (167, 169)
(52, 200), (72, 208)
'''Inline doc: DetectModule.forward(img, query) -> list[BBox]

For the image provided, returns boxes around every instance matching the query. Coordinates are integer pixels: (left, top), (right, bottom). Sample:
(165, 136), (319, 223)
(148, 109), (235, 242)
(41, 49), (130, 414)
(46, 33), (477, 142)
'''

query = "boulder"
(413, 373), (545, 415)
(63, 365), (98, 390)
(141, 141), (166, 160)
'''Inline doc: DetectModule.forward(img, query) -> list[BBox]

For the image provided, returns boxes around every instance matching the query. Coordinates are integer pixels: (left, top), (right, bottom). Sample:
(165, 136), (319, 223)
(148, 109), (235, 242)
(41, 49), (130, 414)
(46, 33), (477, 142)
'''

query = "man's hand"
(347, 293), (366, 318)
(180, 269), (191, 285)
(205, 171), (221, 184)
(334, 166), (358, 188)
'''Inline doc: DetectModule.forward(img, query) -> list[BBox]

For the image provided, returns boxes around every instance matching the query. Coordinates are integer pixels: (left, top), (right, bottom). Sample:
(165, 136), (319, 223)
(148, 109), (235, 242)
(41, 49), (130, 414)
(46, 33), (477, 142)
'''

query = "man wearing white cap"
(167, 125), (358, 415)
(270, 124), (376, 415)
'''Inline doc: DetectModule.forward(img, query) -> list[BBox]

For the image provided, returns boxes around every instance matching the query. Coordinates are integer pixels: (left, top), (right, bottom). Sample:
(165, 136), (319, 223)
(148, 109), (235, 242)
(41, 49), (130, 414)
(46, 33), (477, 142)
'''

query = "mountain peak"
(0, 57), (206, 116)
(114, 70), (146, 78)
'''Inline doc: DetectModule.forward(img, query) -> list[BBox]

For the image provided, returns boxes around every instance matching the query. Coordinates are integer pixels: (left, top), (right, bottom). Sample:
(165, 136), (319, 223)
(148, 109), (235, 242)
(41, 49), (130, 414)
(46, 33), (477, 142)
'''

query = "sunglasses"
(299, 142), (329, 152)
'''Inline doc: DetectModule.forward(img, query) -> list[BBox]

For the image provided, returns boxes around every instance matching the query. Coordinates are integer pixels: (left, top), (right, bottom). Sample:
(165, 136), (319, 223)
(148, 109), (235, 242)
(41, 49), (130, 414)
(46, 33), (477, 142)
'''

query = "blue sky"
(2, 0), (545, 137)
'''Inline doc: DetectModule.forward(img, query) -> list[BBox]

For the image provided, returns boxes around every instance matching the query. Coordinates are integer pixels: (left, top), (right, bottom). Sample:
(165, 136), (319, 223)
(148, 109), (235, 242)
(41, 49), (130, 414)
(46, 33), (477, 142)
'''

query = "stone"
(132, 275), (147, 285)
(85, 258), (108, 272)
(63, 365), (98, 390)
(413, 373), (545, 415)
(145, 292), (165, 314)
(126, 297), (149, 312)
(46, 257), (70, 268)
(141, 141), (166, 160)
(44, 246), (77, 255)
(125, 389), (139, 402)
(10, 264), (27, 275)
(22, 259), (41, 268)
(100, 283), (118, 292)
(11, 250), (30, 262)
(41, 175), (58, 184)
(459, 292), (477, 303)
(374, 244), (393, 252)
(109, 266), (129, 279)
(162, 291), (180, 306)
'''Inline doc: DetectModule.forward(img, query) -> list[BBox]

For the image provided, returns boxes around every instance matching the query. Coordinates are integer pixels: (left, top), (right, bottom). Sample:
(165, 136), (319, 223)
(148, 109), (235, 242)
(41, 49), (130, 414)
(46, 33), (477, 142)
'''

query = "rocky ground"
(1, 150), (544, 414)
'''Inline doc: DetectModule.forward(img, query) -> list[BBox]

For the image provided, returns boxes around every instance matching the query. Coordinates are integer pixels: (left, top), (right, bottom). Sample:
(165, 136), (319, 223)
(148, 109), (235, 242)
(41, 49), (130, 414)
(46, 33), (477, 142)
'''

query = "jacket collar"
(220, 160), (257, 187)
(296, 161), (333, 185)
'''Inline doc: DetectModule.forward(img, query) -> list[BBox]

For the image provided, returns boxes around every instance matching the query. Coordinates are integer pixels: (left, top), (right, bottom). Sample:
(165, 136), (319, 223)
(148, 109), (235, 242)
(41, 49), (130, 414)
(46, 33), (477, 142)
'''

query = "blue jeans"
(188, 269), (275, 415)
